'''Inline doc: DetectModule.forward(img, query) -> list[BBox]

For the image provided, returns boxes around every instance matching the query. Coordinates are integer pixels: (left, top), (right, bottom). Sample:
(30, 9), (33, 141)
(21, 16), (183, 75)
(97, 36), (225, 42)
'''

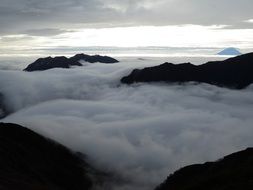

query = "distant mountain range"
(24, 54), (119, 71)
(121, 52), (253, 89)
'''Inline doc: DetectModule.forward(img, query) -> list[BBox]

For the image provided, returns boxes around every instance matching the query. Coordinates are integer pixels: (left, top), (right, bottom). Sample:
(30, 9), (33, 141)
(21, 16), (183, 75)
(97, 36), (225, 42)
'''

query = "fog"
(1, 57), (253, 189)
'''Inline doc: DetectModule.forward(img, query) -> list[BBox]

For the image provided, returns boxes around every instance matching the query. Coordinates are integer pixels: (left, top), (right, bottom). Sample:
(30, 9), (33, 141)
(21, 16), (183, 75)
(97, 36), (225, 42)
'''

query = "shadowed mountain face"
(24, 54), (119, 71)
(155, 148), (253, 190)
(0, 122), (93, 190)
(121, 53), (253, 89)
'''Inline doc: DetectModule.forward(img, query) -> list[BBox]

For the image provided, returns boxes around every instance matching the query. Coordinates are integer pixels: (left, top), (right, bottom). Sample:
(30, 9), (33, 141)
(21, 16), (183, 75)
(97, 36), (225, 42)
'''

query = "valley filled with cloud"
(1, 58), (253, 189)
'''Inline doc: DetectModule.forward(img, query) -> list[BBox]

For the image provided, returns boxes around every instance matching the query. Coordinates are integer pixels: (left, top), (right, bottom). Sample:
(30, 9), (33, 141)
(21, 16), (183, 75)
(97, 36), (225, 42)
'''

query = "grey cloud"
(0, 0), (253, 36)
(0, 0), (108, 34)
(1, 58), (253, 189)
(23, 28), (70, 36)
(0, 35), (33, 42)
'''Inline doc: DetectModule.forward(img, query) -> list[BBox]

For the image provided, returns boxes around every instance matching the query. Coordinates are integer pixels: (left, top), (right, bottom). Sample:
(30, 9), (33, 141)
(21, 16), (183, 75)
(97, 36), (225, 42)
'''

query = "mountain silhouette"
(69, 53), (119, 64)
(24, 56), (82, 71)
(121, 52), (253, 89)
(0, 122), (94, 190)
(155, 148), (253, 190)
(24, 54), (119, 71)
(1, 122), (253, 190)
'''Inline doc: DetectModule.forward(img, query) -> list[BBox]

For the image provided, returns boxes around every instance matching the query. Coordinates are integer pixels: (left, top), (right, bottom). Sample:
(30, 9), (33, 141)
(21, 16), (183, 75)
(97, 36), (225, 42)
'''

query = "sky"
(0, 0), (253, 54)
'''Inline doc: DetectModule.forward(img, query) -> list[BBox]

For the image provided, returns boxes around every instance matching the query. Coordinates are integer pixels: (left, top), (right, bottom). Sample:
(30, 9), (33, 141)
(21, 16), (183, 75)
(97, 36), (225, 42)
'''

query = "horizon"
(0, 46), (251, 58)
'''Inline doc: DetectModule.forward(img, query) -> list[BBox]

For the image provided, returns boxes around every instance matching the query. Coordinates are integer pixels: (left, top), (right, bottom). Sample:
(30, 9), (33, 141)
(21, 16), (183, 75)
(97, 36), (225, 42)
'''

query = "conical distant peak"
(218, 48), (242, 55)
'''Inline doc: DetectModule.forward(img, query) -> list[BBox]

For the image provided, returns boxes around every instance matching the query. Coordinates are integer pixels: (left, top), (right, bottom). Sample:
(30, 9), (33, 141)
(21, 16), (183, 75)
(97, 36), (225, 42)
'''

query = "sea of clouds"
(1, 56), (253, 190)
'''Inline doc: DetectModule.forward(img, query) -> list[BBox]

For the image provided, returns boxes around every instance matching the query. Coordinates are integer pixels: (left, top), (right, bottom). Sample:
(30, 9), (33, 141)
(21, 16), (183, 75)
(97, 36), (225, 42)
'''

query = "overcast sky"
(0, 0), (253, 53)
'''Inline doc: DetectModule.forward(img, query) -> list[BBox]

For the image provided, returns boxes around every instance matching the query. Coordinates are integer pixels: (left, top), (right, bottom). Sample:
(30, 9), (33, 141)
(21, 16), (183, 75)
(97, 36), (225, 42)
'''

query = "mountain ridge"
(0, 122), (94, 190)
(121, 52), (253, 89)
(155, 148), (253, 190)
(24, 54), (119, 71)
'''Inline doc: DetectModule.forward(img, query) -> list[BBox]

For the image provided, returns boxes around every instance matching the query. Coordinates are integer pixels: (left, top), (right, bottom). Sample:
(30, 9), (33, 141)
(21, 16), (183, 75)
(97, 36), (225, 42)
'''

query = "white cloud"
(1, 25), (253, 55)
(1, 58), (253, 189)
(245, 19), (253, 23)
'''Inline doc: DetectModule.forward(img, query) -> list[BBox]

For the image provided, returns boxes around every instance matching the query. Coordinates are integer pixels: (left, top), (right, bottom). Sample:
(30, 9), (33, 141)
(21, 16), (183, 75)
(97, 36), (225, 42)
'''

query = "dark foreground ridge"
(0, 122), (93, 190)
(24, 53), (119, 71)
(155, 148), (253, 190)
(121, 52), (253, 89)
(1, 122), (253, 189)
(0, 93), (8, 119)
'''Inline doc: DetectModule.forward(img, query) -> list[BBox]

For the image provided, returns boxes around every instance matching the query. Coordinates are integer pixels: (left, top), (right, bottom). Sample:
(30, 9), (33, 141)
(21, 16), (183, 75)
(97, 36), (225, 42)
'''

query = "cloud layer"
(1, 58), (253, 189)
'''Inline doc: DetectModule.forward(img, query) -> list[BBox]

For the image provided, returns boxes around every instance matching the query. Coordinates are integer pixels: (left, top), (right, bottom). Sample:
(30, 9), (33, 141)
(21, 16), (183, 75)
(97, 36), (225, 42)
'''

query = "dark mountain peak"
(155, 148), (253, 190)
(162, 62), (192, 66)
(161, 62), (174, 66)
(225, 52), (253, 63)
(24, 54), (119, 71)
(0, 122), (93, 190)
(69, 54), (119, 63)
(35, 56), (68, 62)
(24, 55), (82, 71)
(69, 53), (89, 62)
(205, 52), (253, 66)
(73, 53), (89, 57)
(121, 52), (253, 89)
(179, 62), (193, 66)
